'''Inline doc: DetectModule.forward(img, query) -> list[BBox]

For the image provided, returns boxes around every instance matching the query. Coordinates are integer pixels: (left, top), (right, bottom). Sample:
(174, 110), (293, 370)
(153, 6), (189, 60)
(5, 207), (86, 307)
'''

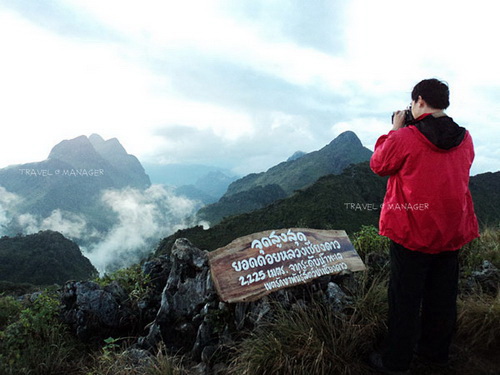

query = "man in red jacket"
(368, 78), (479, 374)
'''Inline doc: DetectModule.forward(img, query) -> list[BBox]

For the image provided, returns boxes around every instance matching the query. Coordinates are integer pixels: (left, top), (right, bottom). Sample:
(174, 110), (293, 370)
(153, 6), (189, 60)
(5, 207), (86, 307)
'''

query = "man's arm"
(370, 129), (408, 177)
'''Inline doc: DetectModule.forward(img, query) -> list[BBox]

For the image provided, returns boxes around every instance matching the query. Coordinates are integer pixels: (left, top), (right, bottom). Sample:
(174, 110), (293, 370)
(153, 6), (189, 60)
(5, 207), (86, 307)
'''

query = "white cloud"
(0, 187), (21, 235)
(40, 210), (90, 238)
(85, 184), (202, 274)
(16, 210), (94, 240)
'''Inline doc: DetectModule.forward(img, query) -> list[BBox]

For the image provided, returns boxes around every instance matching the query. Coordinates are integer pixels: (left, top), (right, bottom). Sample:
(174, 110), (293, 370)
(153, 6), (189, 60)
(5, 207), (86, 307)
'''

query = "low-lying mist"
(84, 184), (207, 274)
(0, 184), (208, 275)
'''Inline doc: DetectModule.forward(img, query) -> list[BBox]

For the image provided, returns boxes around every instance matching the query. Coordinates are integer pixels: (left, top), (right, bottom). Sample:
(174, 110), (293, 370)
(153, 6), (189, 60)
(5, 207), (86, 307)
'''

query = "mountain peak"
(45, 134), (150, 188)
(88, 134), (128, 157)
(329, 131), (363, 147)
(89, 133), (105, 146)
(287, 151), (306, 162)
(48, 135), (99, 163)
(92, 136), (127, 157)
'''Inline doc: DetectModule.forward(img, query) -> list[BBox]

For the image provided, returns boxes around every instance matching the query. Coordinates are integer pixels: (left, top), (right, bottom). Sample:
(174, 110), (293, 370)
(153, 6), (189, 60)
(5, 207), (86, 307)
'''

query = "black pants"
(382, 241), (459, 371)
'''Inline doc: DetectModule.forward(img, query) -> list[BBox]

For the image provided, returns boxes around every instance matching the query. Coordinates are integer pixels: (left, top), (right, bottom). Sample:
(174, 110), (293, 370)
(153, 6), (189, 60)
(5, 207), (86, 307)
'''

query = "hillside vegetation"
(0, 231), (97, 285)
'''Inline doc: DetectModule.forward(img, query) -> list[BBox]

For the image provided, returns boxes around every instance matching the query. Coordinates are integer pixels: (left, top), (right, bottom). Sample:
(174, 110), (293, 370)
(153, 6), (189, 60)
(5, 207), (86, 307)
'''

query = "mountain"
(287, 151), (306, 162)
(88, 134), (150, 188)
(196, 184), (287, 224)
(49, 133), (150, 189)
(0, 230), (97, 285)
(224, 131), (373, 197)
(174, 170), (240, 205)
(469, 171), (500, 227)
(192, 170), (238, 199)
(143, 163), (238, 203)
(156, 163), (500, 255)
(0, 134), (151, 234)
(143, 163), (237, 187)
(174, 185), (219, 206)
(197, 131), (373, 224)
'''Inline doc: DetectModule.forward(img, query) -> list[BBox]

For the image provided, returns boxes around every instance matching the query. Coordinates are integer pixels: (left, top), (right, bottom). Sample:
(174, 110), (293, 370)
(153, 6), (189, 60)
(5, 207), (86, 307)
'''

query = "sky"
(0, 0), (499, 177)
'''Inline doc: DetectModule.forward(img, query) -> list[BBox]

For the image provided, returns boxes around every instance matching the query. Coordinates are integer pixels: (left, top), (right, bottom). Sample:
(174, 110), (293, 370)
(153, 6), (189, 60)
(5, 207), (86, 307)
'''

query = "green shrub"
(95, 264), (151, 304)
(0, 295), (22, 331)
(460, 225), (500, 276)
(351, 225), (390, 260)
(0, 291), (83, 375)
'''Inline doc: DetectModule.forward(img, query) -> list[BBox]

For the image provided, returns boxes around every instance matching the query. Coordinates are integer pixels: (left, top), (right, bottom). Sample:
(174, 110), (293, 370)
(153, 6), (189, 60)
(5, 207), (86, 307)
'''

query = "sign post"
(208, 228), (365, 303)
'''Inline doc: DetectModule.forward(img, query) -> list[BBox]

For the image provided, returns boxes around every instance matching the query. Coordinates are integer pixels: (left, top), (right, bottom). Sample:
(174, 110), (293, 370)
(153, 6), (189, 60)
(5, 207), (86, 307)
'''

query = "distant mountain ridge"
(196, 184), (287, 224)
(197, 131), (373, 224)
(175, 169), (239, 204)
(224, 131), (373, 197)
(0, 134), (151, 232)
(143, 162), (238, 203)
(287, 151), (307, 162)
(143, 163), (237, 187)
(158, 162), (387, 254)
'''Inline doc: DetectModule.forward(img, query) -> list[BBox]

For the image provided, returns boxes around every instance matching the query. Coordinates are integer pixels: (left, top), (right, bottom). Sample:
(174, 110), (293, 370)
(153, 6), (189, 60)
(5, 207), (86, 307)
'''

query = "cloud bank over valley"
(0, 183), (204, 274)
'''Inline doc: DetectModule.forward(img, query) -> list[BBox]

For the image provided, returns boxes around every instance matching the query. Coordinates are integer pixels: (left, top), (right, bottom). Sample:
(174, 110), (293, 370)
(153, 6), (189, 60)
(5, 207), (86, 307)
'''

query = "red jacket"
(370, 113), (479, 253)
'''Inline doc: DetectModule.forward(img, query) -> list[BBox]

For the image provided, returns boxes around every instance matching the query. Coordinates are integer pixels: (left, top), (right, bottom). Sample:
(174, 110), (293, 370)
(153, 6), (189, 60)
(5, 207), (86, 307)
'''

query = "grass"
(227, 271), (389, 375)
(460, 225), (500, 273)
(457, 291), (500, 350)
(85, 342), (188, 375)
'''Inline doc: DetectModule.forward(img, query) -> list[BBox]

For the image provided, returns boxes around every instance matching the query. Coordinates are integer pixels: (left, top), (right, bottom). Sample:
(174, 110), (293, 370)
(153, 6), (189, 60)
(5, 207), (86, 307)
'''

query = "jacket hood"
(412, 113), (466, 150)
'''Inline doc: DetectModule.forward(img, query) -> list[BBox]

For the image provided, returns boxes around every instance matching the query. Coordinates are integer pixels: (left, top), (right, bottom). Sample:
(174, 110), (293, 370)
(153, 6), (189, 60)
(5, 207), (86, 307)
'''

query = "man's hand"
(391, 110), (406, 131)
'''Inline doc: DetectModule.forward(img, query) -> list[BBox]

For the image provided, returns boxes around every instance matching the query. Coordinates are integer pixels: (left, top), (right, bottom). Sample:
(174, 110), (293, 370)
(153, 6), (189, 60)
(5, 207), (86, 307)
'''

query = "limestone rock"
(139, 238), (217, 358)
(60, 280), (135, 341)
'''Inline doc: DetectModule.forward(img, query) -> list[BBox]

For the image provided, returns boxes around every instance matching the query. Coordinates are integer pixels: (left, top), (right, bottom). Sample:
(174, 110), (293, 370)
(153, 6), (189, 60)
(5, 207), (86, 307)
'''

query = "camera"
(391, 109), (415, 126)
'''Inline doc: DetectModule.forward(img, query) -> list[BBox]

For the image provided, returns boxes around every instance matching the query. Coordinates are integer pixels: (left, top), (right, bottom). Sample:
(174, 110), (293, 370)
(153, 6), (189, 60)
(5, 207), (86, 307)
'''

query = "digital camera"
(391, 109), (415, 126)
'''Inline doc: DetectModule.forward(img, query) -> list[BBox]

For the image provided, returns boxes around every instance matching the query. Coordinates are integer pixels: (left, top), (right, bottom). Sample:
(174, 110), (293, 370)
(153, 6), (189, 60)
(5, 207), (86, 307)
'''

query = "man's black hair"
(411, 78), (450, 109)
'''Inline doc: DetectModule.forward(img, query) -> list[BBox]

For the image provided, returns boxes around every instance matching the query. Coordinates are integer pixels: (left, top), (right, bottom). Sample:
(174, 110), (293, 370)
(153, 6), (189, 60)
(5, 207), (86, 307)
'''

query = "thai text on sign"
(207, 228), (365, 303)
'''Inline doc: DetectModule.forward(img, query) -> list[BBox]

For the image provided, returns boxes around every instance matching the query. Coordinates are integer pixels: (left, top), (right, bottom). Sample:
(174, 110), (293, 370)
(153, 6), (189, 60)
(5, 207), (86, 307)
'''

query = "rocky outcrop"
(60, 238), (353, 372)
(60, 280), (136, 341)
(138, 238), (217, 360)
(138, 238), (352, 368)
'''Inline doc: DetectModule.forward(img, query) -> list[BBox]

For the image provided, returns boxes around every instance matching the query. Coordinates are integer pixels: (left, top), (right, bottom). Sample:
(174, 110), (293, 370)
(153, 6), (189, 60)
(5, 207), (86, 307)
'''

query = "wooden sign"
(207, 228), (365, 303)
